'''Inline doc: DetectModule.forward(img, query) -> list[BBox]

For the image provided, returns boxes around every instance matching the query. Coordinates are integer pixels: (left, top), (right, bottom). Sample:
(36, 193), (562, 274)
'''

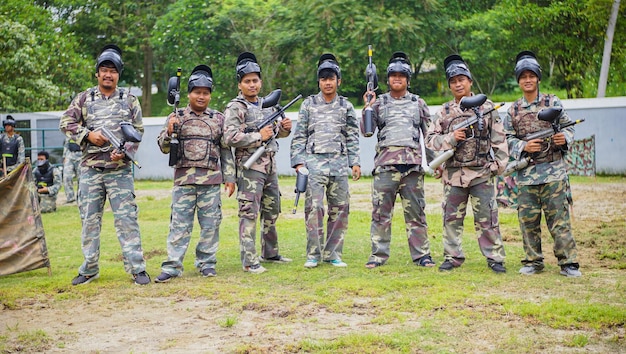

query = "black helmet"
(3, 115), (15, 127)
(515, 51), (541, 81)
(188, 65), (213, 93)
(387, 51), (412, 80)
(236, 52), (261, 82)
(96, 44), (124, 74)
(317, 53), (341, 79)
(444, 54), (472, 82)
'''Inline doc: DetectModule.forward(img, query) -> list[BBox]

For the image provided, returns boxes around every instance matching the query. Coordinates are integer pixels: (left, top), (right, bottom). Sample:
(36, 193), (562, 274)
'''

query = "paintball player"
(1, 115), (26, 177)
(425, 54), (508, 273)
(59, 44), (150, 285)
(361, 51), (436, 269)
(33, 151), (62, 213)
(223, 52), (293, 274)
(504, 51), (581, 277)
(62, 136), (82, 203)
(154, 64), (236, 282)
(290, 53), (361, 269)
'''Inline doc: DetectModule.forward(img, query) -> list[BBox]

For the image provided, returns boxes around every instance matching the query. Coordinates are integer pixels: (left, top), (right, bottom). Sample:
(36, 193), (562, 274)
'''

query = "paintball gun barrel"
(99, 122), (142, 168)
(243, 93), (303, 170)
(363, 45), (378, 137)
(292, 167), (309, 214)
(167, 68), (182, 167)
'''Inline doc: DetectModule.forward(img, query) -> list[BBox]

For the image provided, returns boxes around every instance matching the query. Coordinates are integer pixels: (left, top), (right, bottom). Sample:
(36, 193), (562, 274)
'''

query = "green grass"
(1, 176), (625, 352)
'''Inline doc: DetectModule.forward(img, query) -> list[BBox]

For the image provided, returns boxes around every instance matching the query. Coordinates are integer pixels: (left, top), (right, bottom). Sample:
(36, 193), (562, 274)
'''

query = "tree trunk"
(597, 0), (621, 98)
(141, 44), (153, 116)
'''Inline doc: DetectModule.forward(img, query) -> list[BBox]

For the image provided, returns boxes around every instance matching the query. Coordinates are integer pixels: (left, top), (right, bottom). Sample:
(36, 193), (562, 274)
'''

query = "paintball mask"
(236, 52), (261, 82)
(515, 51), (542, 81)
(3, 115), (16, 127)
(96, 44), (124, 74)
(387, 52), (412, 80)
(188, 65), (214, 93)
(317, 53), (341, 79)
(444, 54), (472, 83)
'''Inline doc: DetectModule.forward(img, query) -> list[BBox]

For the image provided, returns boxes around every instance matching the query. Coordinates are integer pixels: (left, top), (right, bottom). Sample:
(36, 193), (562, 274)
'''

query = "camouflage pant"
(304, 174), (350, 262)
(37, 193), (57, 213)
(518, 180), (578, 267)
(369, 170), (430, 264)
(77, 165), (146, 276)
(63, 151), (81, 202)
(160, 184), (222, 276)
(237, 168), (281, 267)
(442, 179), (506, 266)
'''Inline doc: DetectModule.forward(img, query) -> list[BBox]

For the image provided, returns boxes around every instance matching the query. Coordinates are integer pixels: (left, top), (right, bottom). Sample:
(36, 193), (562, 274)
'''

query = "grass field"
(1, 175), (625, 353)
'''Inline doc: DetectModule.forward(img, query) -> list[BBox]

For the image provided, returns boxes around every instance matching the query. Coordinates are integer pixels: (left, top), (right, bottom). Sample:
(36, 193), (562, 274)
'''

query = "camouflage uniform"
(59, 86), (147, 277)
(426, 96), (508, 267)
(504, 93), (578, 268)
(157, 106), (235, 276)
(360, 92), (433, 265)
(62, 137), (82, 203)
(0, 132), (25, 177)
(33, 164), (62, 213)
(290, 92), (360, 262)
(223, 93), (291, 268)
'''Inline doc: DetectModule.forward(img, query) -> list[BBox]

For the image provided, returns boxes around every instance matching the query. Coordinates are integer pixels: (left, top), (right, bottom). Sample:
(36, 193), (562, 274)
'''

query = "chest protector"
(305, 95), (348, 154)
(439, 101), (493, 167)
(80, 88), (134, 155)
(234, 99), (279, 159)
(511, 94), (561, 164)
(377, 94), (421, 149)
(34, 167), (54, 187)
(1, 135), (19, 165)
(176, 110), (221, 170)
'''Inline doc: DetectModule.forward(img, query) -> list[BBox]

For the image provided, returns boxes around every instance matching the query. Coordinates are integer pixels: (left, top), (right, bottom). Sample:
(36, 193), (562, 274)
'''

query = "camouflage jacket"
(504, 93), (574, 186)
(223, 93), (291, 174)
(158, 106), (235, 186)
(427, 96), (508, 188)
(59, 86), (143, 170)
(290, 92), (360, 176)
(0, 133), (25, 168)
(360, 92), (432, 175)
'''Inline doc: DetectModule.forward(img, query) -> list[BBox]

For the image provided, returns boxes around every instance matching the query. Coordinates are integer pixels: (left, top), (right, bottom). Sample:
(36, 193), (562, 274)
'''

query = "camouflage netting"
(497, 136), (595, 208)
(0, 160), (51, 276)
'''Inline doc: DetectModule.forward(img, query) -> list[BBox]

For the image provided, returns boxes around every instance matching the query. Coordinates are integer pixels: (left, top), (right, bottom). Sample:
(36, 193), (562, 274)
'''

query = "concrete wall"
(2, 96), (624, 178)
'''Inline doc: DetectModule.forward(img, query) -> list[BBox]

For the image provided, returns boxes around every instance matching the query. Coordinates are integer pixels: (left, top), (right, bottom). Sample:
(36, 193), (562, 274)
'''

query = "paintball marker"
(363, 45), (378, 137)
(503, 107), (585, 176)
(99, 122), (142, 168)
(428, 95), (504, 170)
(243, 93), (303, 170)
(292, 166), (309, 214)
(166, 68), (182, 166)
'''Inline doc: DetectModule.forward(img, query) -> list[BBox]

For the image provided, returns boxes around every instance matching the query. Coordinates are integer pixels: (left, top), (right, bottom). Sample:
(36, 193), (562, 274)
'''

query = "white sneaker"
(304, 259), (319, 268)
(243, 264), (267, 274)
(328, 259), (348, 267)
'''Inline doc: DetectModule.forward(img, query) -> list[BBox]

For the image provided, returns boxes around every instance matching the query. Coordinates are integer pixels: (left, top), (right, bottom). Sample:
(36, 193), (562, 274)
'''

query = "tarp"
(0, 160), (51, 276)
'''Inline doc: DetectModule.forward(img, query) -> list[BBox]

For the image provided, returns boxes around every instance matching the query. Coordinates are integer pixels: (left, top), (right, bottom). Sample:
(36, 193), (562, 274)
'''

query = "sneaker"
(327, 259), (348, 267)
(304, 259), (319, 268)
(519, 265), (544, 275)
(260, 255), (293, 263)
(243, 264), (267, 274)
(154, 272), (176, 283)
(71, 273), (99, 286)
(488, 261), (507, 274)
(201, 268), (217, 277)
(438, 260), (456, 272)
(133, 271), (151, 285)
(560, 265), (582, 278)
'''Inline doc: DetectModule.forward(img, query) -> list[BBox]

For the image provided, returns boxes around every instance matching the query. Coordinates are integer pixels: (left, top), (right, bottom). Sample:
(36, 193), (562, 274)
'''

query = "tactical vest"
(440, 100), (493, 167)
(231, 98), (279, 160)
(79, 88), (134, 155)
(511, 93), (561, 164)
(175, 110), (221, 170)
(1, 135), (19, 165)
(34, 166), (54, 188)
(305, 95), (348, 154)
(377, 93), (421, 149)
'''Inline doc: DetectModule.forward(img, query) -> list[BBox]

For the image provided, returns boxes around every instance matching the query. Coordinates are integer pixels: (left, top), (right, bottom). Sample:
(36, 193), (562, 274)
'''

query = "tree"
(597, 0), (621, 97)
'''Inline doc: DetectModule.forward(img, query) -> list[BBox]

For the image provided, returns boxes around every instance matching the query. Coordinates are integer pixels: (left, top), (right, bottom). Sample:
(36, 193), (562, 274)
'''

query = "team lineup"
(49, 44), (581, 285)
